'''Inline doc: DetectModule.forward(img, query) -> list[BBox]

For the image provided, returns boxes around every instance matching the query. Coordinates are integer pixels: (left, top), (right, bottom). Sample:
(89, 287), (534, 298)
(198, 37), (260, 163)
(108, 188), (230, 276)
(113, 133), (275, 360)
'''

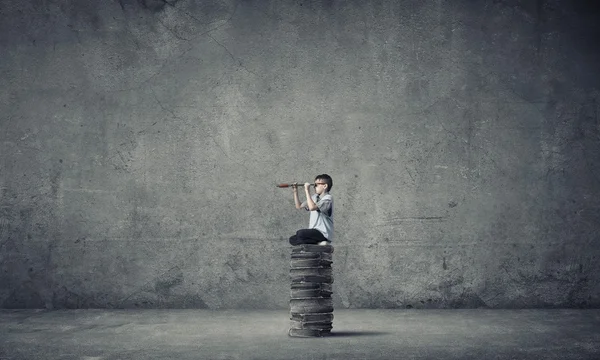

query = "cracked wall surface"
(1, 0), (599, 309)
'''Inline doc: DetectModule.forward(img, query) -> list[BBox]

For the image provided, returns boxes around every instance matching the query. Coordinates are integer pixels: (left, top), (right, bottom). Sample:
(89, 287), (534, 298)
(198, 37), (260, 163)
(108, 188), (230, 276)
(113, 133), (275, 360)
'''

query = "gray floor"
(1, 309), (599, 360)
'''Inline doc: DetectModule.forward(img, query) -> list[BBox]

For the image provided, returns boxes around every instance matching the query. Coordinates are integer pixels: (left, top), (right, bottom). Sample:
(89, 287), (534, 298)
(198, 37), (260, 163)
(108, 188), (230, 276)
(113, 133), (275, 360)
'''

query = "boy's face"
(314, 179), (328, 195)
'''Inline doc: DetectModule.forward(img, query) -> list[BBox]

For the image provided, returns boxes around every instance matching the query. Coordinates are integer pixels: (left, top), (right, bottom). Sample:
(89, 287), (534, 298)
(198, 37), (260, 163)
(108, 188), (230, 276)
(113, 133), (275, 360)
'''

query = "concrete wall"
(1, 0), (599, 309)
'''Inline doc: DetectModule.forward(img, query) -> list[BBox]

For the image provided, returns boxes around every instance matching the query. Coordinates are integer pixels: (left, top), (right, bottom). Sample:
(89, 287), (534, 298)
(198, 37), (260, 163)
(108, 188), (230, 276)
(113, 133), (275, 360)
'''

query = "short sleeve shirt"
(301, 193), (334, 241)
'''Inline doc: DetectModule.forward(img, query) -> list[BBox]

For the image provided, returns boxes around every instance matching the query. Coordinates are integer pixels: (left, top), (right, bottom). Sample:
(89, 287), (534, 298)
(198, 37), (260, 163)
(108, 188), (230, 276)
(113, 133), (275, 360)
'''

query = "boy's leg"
(289, 232), (310, 246)
(290, 229), (326, 245)
(289, 233), (300, 246)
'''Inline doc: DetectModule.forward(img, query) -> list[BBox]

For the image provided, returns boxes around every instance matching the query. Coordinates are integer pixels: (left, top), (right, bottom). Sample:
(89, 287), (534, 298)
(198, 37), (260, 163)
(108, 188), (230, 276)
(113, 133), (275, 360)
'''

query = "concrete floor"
(1, 309), (599, 360)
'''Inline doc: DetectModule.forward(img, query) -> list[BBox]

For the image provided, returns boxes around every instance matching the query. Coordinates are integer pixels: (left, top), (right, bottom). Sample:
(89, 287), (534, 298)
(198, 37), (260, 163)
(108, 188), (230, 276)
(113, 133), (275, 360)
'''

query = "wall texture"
(1, 0), (599, 309)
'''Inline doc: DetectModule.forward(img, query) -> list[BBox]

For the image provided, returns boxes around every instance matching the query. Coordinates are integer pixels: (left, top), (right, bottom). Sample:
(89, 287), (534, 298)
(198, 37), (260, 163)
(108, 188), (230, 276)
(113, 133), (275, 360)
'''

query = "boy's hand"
(292, 182), (298, 192)
(304, 183), (311, 191)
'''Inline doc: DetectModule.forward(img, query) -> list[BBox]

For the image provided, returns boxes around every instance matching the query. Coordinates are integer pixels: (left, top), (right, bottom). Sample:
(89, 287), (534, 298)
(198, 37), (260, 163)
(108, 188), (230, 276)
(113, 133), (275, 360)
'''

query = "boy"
(289, 174), (334, 246)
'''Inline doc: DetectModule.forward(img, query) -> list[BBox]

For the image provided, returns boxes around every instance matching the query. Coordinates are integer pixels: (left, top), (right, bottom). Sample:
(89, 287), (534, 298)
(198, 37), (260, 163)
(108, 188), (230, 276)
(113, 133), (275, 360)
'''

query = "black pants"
(289, 229), (328, 246)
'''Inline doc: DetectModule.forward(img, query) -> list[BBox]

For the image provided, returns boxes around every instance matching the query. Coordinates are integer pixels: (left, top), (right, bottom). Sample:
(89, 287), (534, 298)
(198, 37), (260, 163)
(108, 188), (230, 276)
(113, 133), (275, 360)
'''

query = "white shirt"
(302, 193), (334, 241)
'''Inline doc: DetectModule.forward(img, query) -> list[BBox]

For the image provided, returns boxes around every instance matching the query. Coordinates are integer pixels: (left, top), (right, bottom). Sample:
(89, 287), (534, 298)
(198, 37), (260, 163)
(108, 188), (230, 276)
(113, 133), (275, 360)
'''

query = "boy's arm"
(292, 184), (304, 209)
(304, 183), (318, 211)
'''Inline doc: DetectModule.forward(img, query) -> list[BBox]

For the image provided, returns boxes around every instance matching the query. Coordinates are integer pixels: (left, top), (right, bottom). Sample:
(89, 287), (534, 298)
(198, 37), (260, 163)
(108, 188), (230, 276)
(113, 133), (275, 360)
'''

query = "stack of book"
(288, 244), (334, 337)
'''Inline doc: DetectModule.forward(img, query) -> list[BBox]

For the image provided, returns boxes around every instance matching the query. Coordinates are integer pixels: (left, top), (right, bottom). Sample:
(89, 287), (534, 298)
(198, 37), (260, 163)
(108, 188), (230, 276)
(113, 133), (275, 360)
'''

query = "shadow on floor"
(328, 331), (389, 337)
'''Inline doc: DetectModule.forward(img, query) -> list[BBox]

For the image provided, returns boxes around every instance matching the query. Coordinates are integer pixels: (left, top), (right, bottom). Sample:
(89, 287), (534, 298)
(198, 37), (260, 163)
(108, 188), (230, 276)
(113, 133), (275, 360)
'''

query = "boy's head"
(314, 174), (333, 194)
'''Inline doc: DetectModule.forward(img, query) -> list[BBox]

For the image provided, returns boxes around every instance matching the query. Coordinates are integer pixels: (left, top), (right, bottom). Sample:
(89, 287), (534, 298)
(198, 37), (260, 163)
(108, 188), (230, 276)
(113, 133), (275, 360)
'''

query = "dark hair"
(315, 174), (333, 192)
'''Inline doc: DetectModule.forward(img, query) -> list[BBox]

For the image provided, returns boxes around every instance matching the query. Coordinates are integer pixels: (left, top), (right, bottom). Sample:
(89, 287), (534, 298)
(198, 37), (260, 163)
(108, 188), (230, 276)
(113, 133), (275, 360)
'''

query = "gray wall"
(1, 0), (599, 309)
